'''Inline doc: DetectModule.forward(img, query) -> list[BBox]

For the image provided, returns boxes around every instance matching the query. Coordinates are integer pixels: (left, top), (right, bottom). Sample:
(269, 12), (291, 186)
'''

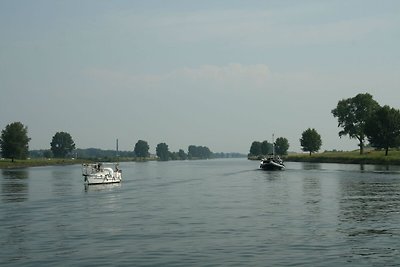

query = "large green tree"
(249, 141), (262, 156)
(331, 93), (380, 154)
(188, 145), (212, 159)
(261, 140), (273, 155)
(0, 122), (31, 162)
(50, 132), (76, 158)
(156, 142), (170, 161)
(365, 105), (400, 156)
(134, 140), (150, 158)
(275, 137), (289, 155)
(300, 128), (322, 156)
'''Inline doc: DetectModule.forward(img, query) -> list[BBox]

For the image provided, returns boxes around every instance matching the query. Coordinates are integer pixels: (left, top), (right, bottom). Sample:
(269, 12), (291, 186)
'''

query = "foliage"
(0, 122), (31, 161)
(365, 105), (400, 156)
(76, 148), (133, 159)
(285, 150), (400, 165)
(300, 128), (322, 155)
(156, 142), (170, 161)
(178, 149), (188, 160)
(50, 132), (76, 158)
(250, 137), (288, 156)
(169, 149), (188, 160)
(134, 140), (150, 158)
(261, 140), (273, 155)
(331, 93), (380, 154)
(275, 137), (289, 155)
(188, 145), (213, 159)
(249, 141), (262, 156)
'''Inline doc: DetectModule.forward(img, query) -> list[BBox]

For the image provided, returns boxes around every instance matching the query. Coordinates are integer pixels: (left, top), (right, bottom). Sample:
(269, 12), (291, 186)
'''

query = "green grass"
(0, 158), (91, 169)
(0, 156), (160, 169)
(284, 150), (400, 165)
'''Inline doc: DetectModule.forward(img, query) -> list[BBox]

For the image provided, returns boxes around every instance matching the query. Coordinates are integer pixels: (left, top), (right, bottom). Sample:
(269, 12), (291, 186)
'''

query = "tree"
(249, 141), (262, 156)
(178, 149), (187, 160)
(50, 132), (76, 158)
(188, 145), (213, 159)
(261, 140), (273, 155)
(134, 140), (150, 158)
(275, 137), (289, 155)
(0, 122), (31, 162)
(300, 128), (322, 156)
(365, 105), (400, 156)
(332, 93), (380, 154)
(156, 142), (170, 161)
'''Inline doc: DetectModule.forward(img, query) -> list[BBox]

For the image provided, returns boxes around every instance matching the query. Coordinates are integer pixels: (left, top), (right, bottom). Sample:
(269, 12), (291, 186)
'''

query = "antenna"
(272, 134), (275, 156)
(116, 138), (119, 158)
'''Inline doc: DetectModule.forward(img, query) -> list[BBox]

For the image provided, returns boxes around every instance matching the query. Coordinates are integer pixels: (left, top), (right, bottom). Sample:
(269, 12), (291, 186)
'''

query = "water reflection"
(337, 172), (400, 263)
(339, 178), (400, 223)
(301, 162), (322, 170)
(1, 169), (29, 202)
(260, 170), (284, 181)
(302, 176), (321, 214)
(52, 169), (73, 196)
(84, 183), (122, 192)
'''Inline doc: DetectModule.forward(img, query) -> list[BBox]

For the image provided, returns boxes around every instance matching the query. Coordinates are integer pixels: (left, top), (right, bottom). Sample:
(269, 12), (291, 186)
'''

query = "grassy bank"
(0, 156), (159, 169)
(284, 150), (400, 165)
(0, 158), (92, 169)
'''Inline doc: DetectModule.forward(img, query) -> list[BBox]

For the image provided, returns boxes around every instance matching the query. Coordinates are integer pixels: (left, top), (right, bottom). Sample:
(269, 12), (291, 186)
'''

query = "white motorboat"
(82, 163), (122, 185)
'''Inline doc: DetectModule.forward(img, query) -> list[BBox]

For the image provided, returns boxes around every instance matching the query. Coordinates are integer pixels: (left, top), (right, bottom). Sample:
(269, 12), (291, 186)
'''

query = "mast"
(116, 138), (119, 159)
(272, 134), (275, 156)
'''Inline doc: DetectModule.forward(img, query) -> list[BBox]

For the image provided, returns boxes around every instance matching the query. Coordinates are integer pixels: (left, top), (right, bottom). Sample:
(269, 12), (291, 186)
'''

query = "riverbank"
(0, 158), (91, 169)
(248, 150), (400, 165)
(284, 150), (400, 165)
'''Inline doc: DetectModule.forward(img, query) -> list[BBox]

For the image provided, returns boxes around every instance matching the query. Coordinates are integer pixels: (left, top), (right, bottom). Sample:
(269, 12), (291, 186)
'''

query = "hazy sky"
(1, 1), (399, 153)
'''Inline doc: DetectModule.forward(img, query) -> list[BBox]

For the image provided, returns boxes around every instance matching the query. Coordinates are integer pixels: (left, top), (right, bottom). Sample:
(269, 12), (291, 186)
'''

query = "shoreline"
(249, 150), (400, 166)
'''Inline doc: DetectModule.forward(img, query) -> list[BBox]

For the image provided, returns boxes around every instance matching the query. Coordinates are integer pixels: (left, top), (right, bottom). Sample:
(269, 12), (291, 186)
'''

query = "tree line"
(0, 124), (242, 161)
(249, 92), (400, 157)
(2, 92), (399, 161)
(249, 137), (290, 157)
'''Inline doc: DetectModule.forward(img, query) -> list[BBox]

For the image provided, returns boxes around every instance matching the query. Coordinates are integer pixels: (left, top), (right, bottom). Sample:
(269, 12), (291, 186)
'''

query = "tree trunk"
(309, 151), (312, 156)
(385, 147), (389, 156)
(359, 140), (364, 155)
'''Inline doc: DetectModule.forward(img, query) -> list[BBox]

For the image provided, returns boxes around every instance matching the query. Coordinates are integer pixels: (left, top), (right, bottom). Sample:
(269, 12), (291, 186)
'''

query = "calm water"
(1, 159), (400, 266)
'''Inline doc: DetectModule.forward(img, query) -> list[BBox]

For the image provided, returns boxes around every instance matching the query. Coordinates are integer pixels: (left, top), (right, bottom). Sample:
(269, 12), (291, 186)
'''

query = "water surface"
(1, 159), (400, 266)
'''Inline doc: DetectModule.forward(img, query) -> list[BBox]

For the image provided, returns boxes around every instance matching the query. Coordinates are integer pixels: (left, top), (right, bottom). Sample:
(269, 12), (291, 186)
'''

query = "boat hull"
(82, 163), (122, 185)
(260, 159), (285, 171)
(260, 163), (285, 171)
(84, 174), (122, 185)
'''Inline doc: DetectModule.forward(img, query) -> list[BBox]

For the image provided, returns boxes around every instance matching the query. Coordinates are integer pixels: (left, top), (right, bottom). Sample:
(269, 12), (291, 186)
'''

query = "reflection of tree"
(338, 176), (400, 229)
(340, 181), (396, 221)
(1, 169), (29, 202)
(301, 162), (322, 170)
(302, 176), (321, 214)
(338, 176), (400, 261)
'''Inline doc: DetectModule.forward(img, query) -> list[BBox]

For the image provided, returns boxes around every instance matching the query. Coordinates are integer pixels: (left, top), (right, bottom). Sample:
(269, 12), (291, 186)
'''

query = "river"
(1, 159), (399, 266)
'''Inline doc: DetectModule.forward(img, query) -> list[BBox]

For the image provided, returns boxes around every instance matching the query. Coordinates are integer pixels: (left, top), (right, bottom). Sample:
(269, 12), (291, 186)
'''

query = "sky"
(1, 0), (399, 154)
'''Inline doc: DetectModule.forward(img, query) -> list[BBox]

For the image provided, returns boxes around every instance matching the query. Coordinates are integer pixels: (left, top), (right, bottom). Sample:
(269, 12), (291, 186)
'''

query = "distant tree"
(134, 140), (150, 158)
(50, 132), (76, 158)
(249, 141), (262, 156)
(261, 140), (273, 155)
(156, 142), (170, 161)
(332, 93), (380, 154)
(275, 137), (289, 155)
(43, 150), (53, 158)
(300, 128), (322, 156)
(365, 105), (400, 156)
(178, 149), (187, 160)
(188, 145), (212, 159)
(0, 122), (31, 162)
